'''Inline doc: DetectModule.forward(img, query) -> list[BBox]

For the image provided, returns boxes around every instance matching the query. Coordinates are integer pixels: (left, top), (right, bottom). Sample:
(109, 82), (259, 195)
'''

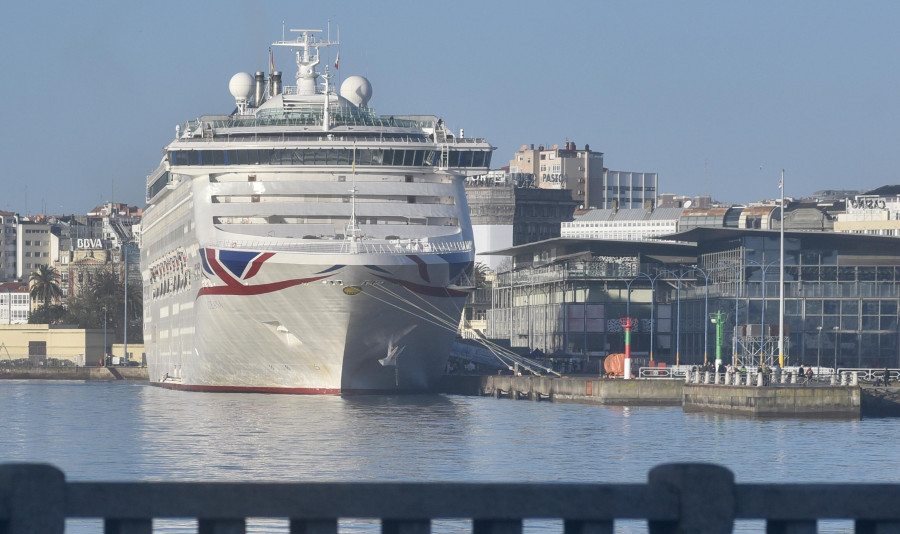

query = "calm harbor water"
(2, 380), (898, 532)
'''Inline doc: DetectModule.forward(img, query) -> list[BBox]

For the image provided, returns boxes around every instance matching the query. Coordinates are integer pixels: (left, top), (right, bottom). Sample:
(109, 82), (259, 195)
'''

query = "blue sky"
(2, 1), (899, 214)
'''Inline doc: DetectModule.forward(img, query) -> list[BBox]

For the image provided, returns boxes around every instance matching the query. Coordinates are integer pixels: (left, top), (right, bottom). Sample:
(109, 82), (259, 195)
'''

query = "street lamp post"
(102, 305), (107, 365)
(817, 325), (823, 371)
(747, 259), (780, 367)
(686, 267), (711, 366)
(715, 262), (741, 367)
(626, 272), (662, 360)
(833, 326), (840, 371)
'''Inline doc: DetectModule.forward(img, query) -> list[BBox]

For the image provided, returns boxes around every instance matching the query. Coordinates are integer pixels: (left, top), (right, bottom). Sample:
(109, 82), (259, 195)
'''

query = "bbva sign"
(76, 238), (105, 249)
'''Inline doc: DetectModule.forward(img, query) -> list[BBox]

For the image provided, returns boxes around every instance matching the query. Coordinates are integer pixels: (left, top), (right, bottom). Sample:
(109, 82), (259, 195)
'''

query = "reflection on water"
(2, 381), (899, 533)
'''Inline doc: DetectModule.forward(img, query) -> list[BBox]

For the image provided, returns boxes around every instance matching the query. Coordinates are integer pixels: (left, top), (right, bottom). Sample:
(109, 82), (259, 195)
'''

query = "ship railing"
(207, 239), (474, 255)
(3, 463), (900, 533)
(174, 132), (490, 146)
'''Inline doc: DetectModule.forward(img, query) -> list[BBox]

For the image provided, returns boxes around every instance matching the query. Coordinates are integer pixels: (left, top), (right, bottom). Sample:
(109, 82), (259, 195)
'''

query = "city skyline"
(2, 1), (899, 214)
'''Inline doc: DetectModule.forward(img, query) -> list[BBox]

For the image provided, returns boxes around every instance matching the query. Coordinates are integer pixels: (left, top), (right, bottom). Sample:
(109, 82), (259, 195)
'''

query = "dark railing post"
(104, 518), (153, 534)
(563, 519), (614, 534)
(382, 519), (431, 534)
(198, 518), (246, 534)
(0, 464), (66, 534)
(647, 463), (736, 534)
(289, 518), (338, 534)
(473, 519), (523, 534)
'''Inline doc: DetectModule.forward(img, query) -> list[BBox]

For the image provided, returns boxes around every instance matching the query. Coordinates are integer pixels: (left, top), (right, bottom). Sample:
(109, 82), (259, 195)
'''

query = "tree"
(29, 304), (68, 325)
(473, 262), (491, 289)
(66, 269), (143, 344)
(29, 265), (62, 308)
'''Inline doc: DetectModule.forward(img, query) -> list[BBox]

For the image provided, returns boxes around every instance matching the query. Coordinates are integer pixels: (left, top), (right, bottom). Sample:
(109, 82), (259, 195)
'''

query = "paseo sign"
(850, 198), (887, 210)
(76, 238), (105, 249)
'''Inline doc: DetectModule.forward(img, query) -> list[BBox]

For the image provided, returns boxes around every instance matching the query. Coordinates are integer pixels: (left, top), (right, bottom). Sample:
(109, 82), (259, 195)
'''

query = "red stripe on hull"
(149, 382), (436, 395)
(196, 274), (330, 297)
(151, 382), (341, 395)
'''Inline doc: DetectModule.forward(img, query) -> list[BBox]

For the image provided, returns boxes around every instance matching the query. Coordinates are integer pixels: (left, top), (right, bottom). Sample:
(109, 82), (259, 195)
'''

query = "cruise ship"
(140, 28), (493, 393)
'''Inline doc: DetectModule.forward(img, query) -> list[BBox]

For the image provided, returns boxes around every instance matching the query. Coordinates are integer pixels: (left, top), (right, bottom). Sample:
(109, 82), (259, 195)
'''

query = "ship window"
(448, 151), (460, 167)
(335, 149), (352, 165)
(357, 149), (373, 166)
(382, 149), (394, 166)
(459, 151), (473, 167)
(472, 151), (485, 167)
(392, 150), (405, 166)
(188, 151), (200, 165)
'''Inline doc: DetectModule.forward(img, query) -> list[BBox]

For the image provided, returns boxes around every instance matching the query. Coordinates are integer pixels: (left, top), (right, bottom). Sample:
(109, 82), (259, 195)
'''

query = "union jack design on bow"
(198, 248), (329, 297)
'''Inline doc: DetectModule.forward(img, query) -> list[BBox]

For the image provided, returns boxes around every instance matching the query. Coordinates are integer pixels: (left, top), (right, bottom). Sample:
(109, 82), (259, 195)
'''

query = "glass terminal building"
(486, 228), (900, 369)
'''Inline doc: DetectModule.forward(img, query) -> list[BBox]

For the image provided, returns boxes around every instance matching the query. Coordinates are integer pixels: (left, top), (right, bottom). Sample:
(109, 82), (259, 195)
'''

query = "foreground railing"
(2, 464), (900, 533)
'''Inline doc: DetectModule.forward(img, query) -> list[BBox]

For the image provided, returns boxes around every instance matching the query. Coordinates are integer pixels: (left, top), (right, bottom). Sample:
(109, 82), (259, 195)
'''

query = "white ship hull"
(145, 244), (471, 393)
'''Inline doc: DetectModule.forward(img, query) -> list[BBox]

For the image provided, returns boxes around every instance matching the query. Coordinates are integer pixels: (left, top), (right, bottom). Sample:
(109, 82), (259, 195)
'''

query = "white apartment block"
(16, 221), (56, 280)
(0, 282), (30, 324)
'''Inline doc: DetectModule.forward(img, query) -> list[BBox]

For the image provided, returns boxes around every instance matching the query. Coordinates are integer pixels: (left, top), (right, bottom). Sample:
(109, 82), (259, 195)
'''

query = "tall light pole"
(817, 325), (823, 370)
(123, 244), (128, 364)
(833, 326), (839, 370)
(102, 305), (107, 365)
(778, 169), (786, 368)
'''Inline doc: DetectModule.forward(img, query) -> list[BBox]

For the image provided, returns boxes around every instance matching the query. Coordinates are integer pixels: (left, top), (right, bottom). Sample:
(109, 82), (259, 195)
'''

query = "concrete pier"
(682, 384), (861, 418)
(439, 375), (900, 418)
(0, 367), (148, 381)
(441, 375), (683, 405)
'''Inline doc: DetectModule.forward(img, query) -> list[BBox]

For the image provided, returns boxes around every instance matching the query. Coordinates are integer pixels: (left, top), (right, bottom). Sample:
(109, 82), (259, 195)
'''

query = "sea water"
(1, 380), (897, 532)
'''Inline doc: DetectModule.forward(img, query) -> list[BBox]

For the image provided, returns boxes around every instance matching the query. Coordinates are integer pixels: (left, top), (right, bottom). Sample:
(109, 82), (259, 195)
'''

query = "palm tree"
(473, 262), (491, 289)
(29, 264), (62, 308)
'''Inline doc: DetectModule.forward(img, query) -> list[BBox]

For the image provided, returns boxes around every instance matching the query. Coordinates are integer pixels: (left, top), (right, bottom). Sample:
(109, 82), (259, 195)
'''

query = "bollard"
(757, 372), (764, 387)
(790, 371), (797, 384)
(841, 372), (849, 386)
(684, 371), (692, 384)
(781, 370), (787, 384)
(647, 463), (736, 534)
(0, 464), (66, 534)
(704, 371), (710, 384)
(724, 372), (731, 386)
(851, 372), (859, 386)
(714, 372), (721, 385)
(693, 371), (700, 384)
(830, 372), (837, 385)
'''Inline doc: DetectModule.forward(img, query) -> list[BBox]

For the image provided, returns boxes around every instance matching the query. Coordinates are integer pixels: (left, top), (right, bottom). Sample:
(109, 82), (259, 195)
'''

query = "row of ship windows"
(563, 222), (674, 227)
(168, 149), (492, 168)
(213, 216), (457, 226)
(210, 195), (453, 205)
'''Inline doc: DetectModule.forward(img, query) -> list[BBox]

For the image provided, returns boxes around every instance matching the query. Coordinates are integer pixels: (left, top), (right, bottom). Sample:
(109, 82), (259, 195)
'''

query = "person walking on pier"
(884, 367), (891, 386)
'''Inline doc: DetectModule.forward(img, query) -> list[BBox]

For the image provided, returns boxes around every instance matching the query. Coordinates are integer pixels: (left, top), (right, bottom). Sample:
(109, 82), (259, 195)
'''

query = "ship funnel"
(270, 71), (283, 96)
(254, 71), (266, 107)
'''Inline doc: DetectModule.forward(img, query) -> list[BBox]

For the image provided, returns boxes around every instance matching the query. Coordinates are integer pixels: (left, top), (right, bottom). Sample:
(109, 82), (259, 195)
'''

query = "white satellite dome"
(229, 72), (254, 100)
(340, 75), (373, 108)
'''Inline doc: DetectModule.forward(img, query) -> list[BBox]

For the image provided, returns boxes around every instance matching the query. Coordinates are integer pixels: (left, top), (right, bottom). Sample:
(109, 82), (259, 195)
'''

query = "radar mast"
(271, 29), (339, 96)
